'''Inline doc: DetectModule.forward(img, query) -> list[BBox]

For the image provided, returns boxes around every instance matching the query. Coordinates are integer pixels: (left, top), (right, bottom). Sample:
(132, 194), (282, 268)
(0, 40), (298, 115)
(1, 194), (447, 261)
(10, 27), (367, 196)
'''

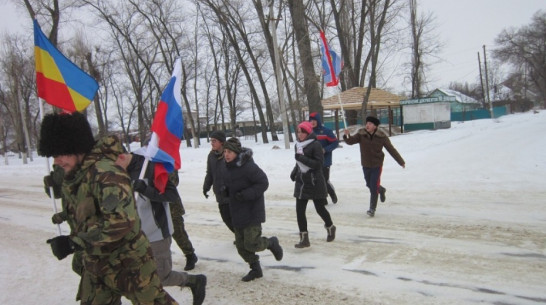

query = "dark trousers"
(219, 203), (234, 232)
(296, 198), (333, 232)
(363, 166), (382, 211)
(322, 166), (337, 200)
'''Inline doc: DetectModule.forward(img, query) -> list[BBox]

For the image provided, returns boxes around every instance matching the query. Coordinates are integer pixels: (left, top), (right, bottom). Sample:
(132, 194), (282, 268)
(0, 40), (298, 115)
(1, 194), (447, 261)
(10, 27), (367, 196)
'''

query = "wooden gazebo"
(321, 87), (402, 110)
(320, 87), (403, 135)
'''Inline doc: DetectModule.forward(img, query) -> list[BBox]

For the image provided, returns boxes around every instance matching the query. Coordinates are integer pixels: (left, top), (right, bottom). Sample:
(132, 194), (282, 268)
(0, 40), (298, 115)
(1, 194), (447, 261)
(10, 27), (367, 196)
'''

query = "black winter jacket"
(225, 148), (269, 229)
(290, 134), (328, 200)
(203, 149), (230, 205)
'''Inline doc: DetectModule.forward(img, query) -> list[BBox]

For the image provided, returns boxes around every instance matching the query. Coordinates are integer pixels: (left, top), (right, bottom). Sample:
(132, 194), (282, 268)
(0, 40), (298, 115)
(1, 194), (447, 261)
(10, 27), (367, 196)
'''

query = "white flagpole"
(133, 157), (149, 201)
(39, 98), (62, 236)
(335, 85), (347, 130)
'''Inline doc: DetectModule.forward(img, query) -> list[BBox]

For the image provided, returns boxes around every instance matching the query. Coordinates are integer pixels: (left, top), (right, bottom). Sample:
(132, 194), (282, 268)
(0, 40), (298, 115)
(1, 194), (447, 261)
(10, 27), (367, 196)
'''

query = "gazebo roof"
(321, 87), (403, 110)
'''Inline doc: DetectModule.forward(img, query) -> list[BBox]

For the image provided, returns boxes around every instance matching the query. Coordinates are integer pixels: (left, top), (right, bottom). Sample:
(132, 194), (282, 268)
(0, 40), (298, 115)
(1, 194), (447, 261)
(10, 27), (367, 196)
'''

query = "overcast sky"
(1, 1), (544, 93)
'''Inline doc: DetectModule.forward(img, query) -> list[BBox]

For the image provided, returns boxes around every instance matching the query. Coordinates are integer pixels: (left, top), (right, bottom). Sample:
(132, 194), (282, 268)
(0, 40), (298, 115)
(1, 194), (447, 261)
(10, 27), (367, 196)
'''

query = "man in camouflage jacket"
(38, 112), (177, 305)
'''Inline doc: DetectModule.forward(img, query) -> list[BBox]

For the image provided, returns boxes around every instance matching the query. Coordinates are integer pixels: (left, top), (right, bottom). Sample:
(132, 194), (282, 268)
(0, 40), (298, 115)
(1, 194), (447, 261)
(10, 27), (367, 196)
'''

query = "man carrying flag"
(38, 112), (179, 305)
(34, 19), (99, 112)
(138, 57), (201, 279)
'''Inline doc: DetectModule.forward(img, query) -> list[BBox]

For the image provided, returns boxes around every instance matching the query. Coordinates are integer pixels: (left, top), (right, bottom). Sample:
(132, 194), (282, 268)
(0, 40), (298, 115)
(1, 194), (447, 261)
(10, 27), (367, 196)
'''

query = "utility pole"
(483, 45), (493, 118)
(477, 52), (486, 108)
(269, 0), (290, 149)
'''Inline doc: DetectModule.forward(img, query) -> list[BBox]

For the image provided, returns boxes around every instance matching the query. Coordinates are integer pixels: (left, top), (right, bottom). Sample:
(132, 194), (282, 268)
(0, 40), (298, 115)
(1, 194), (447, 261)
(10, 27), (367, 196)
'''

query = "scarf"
(295, 138), (314, 173)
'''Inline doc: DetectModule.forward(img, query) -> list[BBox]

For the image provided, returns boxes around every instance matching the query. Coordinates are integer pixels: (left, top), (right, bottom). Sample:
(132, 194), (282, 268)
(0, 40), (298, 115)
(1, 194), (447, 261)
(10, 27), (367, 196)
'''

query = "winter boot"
(242, 261), (263, 282)
(267, 237), (283, 261)
(325, 224), (336, 242)
(379, 186), (387, 203)
(184, 253), (198, 271)
(294, 232), (310, 248)
(367, 209), (375, 217)
(186, 274), (207, 305)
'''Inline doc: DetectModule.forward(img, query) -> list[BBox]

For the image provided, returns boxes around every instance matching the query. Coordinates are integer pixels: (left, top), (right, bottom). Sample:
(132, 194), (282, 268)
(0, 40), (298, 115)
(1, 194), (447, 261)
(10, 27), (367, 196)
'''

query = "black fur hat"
(366, 116), (380, 127)
(38, 112), (96, 157)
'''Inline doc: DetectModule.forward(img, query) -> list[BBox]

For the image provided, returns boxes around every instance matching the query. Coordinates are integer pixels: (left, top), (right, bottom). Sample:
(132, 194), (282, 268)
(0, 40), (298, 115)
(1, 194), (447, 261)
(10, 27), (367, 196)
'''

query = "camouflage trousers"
(72, 251), (83, 301)
(80, 233), (178, 305)
(234, 224), (269, 264)
(169, 199), (195, 256)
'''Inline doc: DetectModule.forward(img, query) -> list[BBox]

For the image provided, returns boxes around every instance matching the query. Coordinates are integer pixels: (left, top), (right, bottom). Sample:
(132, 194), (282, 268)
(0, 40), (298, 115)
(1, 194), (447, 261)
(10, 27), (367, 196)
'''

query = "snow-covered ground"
(1, 110), (545, 305)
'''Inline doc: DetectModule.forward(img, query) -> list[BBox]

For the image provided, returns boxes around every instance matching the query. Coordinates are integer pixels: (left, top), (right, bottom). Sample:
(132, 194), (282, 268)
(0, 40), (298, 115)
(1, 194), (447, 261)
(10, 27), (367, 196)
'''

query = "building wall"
(403, 102), (451, 131)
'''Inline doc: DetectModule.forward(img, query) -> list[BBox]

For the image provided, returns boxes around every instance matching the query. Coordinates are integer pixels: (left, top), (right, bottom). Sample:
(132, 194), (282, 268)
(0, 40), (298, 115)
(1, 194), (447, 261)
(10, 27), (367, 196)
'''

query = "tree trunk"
(288, 0), (322, 114)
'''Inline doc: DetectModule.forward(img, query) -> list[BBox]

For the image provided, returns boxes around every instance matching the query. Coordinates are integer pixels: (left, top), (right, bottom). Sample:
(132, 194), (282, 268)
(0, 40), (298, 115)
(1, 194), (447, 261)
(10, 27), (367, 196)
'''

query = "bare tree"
(199, 0), (275, 143)
(0, 36), (34, 164)
(199, 7), (227, 134)
(493, 10), (546, 108)
(408, 0), (441, 98)
(287, 0), (322, 114)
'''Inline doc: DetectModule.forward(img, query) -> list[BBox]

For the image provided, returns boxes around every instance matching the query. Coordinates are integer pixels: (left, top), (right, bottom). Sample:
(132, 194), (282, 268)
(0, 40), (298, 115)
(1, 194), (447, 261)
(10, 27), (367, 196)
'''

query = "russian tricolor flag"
(320, 30), (342, 87)
(146, 58), (184, 193)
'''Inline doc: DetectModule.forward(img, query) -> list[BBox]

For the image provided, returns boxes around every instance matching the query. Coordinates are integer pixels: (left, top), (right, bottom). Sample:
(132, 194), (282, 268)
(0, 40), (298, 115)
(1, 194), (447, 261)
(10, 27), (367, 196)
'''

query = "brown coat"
(343, 128), (405, 168)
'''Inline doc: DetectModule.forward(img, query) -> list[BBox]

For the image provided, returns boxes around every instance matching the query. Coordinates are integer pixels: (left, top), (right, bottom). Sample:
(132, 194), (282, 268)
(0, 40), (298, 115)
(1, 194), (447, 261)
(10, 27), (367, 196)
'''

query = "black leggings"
(296, 198), (333, 232)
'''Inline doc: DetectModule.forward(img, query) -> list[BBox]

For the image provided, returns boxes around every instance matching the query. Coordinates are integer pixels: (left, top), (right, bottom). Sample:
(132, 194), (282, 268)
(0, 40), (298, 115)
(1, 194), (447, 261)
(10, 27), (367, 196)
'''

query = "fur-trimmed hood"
(357, 127), (387, 138)
(226, 147), (253, 168)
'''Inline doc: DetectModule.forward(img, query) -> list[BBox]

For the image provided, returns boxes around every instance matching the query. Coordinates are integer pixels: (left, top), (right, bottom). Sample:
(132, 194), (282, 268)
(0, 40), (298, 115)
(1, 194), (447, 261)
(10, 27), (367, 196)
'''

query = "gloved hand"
(295, 154), (304, 161)
(133, 179), (147, 193)
(220, 186), (229, 197)
(234, 192), (244, 201)
(290, 171), (296, 182)
(203, 190), (209, 198)
(46, 235), (77, 260)
(51, 212), (64, 224)
(43, 175), (62, 199)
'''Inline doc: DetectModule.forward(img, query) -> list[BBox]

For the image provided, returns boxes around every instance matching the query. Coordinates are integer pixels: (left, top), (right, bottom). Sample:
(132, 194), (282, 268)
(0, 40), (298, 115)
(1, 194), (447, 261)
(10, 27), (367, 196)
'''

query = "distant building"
(427, 88), (482, 113)
(400, 88), (504, 132)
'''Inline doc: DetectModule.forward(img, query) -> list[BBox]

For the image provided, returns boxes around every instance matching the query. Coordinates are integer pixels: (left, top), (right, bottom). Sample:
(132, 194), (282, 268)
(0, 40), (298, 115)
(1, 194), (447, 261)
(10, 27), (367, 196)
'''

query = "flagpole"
(335, 85), (347, 130)
(39, 98), (62, 236)
(132, 157), (150, 201)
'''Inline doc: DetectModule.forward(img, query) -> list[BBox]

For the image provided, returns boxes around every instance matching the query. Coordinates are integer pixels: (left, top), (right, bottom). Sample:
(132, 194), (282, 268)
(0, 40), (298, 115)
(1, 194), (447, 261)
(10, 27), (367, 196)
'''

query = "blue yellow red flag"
(145, 58), (184, 193)
(33, 19), (99, 112)
(320, 31), (342, 87)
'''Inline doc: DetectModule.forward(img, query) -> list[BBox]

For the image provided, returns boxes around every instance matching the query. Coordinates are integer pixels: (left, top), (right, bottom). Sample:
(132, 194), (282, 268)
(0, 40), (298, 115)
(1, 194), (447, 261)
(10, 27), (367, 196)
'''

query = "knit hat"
(210, 130), (226, 143)
(366, 116), (380, 127)
(308, 112), (323, 126)
(38, 112), (95, 157)
(298, 121), (313, 134)
(223, 137), (242, 154)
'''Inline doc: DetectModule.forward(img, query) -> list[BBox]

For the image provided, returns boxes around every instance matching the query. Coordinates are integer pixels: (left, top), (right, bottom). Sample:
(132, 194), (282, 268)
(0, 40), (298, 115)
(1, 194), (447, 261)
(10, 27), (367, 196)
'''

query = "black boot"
(186, 274), (207, 305)
(370, 192), (379, 212)
(242, 261), (263, 282)
(184, 253), (198, 271)
(379, 186), (387, 203)
(267, 237), (283, 261)
(367, 209), (375, 217)
(294, 232), (310, 248)
(325, 224), (336, 242)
